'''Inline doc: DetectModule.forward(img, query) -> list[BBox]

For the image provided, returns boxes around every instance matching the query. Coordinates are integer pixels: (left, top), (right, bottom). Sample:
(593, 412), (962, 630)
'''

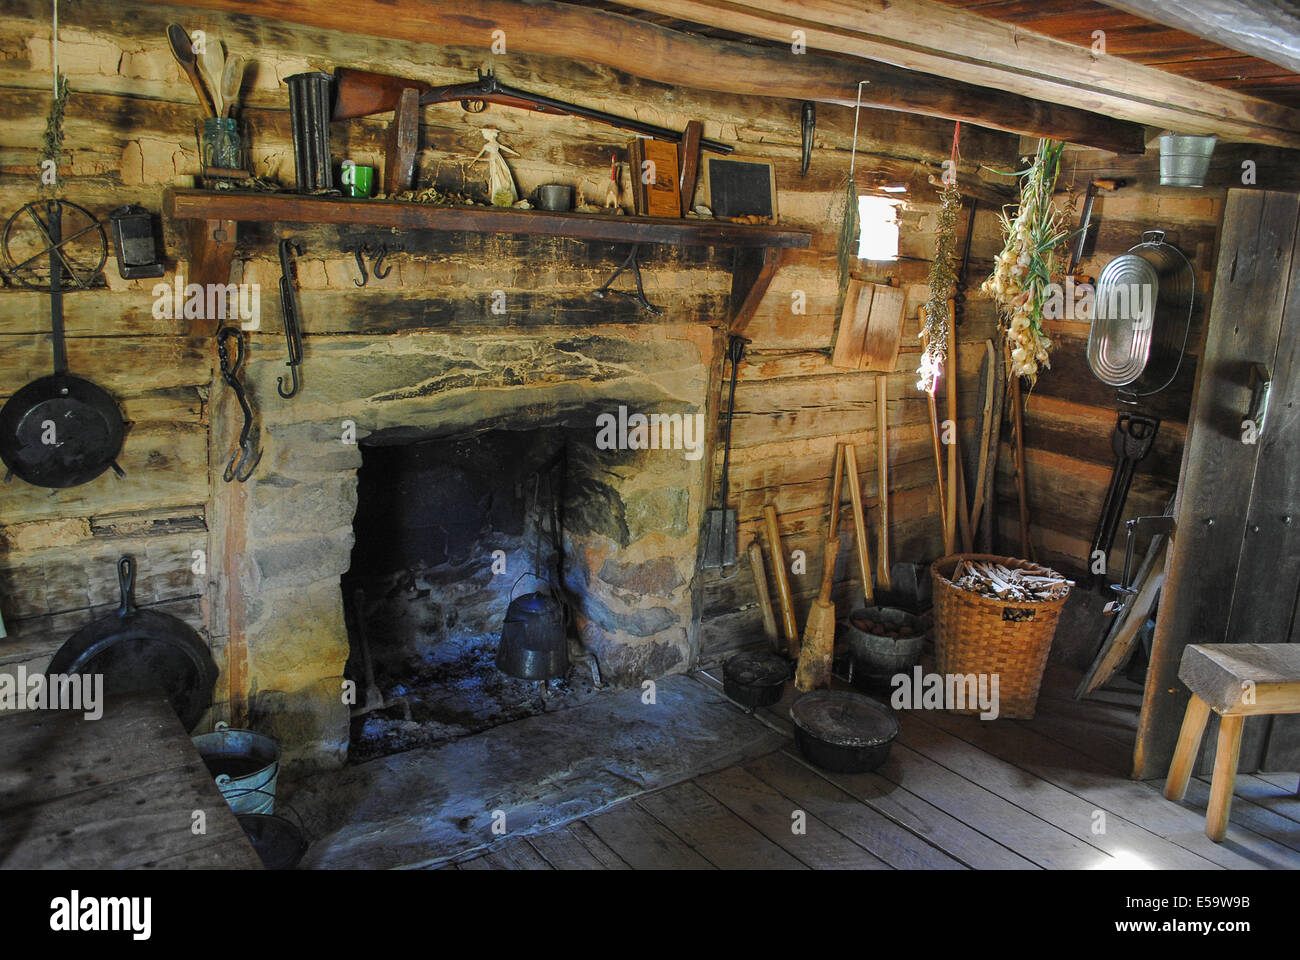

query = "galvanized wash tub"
(1087, 230), (1194, 401)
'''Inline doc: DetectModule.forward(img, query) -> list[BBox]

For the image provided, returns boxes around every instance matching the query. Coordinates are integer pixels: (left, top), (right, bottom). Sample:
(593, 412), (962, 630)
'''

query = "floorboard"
(583, 802), (714, 870)
(745, 751), (967, 869)
(636, 781), (807, 869)
(695, 765), (891, 869)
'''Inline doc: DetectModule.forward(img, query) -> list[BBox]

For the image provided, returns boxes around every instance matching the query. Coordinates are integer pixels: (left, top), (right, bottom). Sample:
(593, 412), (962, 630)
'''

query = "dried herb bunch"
(982, 139), (1070, 387)
(918, 179), (962, 392)
(39, 71), (69, 190)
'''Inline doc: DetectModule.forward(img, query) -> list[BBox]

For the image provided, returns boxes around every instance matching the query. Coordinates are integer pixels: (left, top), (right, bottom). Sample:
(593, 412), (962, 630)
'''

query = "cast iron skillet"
(47, 557), (217, 732)
(0, 199), (125, 489)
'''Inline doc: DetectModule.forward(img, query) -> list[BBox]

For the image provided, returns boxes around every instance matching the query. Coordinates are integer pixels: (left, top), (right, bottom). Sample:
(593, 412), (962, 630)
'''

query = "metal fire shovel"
(703, 334), (749, 569)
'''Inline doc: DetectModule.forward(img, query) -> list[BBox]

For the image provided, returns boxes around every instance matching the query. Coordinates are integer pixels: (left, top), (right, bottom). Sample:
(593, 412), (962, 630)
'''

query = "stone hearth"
(219, 324), (714, 770)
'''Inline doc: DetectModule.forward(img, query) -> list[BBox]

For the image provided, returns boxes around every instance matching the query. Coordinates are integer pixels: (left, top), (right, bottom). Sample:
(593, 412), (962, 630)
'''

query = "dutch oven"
(722, 651), (789, 708)
(790, 690), (899, 773)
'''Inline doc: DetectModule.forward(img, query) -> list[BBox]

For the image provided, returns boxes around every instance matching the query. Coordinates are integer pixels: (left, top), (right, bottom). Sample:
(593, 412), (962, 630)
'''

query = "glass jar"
(200, 117), (243, 171)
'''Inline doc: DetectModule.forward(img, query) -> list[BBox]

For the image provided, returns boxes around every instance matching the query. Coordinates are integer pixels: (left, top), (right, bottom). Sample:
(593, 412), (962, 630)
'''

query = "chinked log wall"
(0, 0), (1018, 690)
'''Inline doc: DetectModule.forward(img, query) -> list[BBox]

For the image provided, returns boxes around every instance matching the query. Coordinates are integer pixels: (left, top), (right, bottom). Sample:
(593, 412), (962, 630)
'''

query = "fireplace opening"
(341, 428), (600, 763)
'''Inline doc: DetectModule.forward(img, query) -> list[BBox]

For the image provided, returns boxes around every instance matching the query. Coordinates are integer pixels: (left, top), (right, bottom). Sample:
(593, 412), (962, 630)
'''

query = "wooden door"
(1134, 189), (1300, 779)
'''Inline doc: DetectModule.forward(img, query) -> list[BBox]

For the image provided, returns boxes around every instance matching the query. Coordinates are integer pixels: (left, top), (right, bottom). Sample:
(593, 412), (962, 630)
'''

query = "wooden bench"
(1164, 643), (1300, 841)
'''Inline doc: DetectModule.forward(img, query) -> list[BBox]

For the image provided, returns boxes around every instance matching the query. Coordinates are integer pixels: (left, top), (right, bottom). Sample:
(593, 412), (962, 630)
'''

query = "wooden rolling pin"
(747, 540), (780, 652)
(763, 504), (799, 657)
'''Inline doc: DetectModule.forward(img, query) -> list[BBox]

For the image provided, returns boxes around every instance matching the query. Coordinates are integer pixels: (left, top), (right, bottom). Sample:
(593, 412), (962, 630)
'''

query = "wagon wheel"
(2, 199), (107, 290)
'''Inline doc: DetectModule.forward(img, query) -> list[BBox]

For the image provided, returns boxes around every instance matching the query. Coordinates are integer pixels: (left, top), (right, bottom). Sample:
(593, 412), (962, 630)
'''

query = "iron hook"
(352, 245), (370, 287)
(372, 243), (393, 280)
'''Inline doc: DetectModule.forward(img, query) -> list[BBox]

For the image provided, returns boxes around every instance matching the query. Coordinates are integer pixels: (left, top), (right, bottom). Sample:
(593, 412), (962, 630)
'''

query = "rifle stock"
(331, 67), (733, 154)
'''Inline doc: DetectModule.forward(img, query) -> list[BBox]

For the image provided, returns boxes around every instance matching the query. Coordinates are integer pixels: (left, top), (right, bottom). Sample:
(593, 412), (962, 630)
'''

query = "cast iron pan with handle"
(47, 557), (218, 732)
(0, 199), (125, 488)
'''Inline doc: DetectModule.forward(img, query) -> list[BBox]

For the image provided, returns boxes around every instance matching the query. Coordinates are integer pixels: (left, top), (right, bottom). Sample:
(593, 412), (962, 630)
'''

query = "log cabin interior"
(4, 0), (1300, 891)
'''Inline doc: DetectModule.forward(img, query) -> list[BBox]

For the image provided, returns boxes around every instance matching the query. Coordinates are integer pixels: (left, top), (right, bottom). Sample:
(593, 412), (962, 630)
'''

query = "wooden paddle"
(763, 504), (799, 657)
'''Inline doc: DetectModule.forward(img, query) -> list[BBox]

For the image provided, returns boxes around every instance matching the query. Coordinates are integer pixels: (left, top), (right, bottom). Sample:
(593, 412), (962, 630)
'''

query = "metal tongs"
(217, 325), (263, 483)
(277, 238), (305, 398)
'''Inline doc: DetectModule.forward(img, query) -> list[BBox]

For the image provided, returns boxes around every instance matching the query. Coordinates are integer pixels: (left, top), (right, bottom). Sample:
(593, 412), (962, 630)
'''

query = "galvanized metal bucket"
(1158, 134), (1217, 188)
(192, 721), (281, 815)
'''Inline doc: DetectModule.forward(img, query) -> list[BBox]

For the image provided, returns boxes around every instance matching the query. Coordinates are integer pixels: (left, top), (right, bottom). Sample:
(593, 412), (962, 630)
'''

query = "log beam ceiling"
(1099, 0), (1300, 76)
(155, 0), (1143, 154)
(611, 0), (1300, 149)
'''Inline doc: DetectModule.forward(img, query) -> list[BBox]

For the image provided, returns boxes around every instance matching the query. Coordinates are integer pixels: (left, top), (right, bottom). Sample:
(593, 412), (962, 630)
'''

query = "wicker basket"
(930, 554), (1070, 719)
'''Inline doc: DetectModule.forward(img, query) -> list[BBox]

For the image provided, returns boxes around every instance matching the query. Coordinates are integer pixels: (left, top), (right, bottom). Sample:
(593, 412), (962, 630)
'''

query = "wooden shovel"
(943, 303), (959, 555)
(763, 504), (799, 657)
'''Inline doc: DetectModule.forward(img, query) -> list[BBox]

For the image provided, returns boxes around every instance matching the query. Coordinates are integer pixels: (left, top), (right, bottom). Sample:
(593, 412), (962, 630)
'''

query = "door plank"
(1138, 189), (1300, 779)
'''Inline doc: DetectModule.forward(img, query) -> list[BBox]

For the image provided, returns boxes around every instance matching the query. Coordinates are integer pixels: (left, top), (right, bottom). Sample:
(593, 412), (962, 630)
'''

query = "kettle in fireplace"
(496, 577), (569, 681)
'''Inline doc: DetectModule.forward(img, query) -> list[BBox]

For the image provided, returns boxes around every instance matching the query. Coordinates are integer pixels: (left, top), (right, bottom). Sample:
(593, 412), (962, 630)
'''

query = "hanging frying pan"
(0, 199), (125, 488)
(47, 557), (217, 732)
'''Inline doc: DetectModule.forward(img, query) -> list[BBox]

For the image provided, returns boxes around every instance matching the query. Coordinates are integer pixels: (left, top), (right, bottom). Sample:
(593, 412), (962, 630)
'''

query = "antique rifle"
(333, 67), (734, 156)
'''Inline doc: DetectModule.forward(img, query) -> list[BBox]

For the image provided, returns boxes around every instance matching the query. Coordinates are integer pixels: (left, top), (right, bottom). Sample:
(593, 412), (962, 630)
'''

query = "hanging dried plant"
(918, 180), (961, 393)
(982, 139), (1070, 387)
(39, 71), (69, 190)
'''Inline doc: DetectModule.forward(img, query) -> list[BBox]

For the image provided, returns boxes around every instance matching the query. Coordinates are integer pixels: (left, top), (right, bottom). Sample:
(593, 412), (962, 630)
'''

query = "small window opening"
(857, 195), (900, 261)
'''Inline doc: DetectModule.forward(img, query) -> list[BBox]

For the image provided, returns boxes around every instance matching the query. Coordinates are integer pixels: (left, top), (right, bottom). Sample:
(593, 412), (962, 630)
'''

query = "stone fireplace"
(216, 323), (715, 770)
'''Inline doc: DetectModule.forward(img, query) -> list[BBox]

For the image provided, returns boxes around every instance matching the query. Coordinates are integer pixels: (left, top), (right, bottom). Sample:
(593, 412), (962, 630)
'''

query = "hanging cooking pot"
(47, 556), (218, 732)
(1087, 230), (1194, 402)
(496, 574), (569, 681)
(0, 200), (125, 488)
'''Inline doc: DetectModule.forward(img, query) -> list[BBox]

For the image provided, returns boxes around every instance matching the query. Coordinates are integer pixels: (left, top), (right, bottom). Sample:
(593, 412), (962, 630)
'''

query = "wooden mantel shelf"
(165, 188), (809, 336)
(163, 189), (812, 249)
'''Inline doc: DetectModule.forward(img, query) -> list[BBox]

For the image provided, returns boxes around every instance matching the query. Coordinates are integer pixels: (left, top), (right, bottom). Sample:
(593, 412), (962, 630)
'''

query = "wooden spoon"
(166, 23), (215, 117)
(199, 39), (226, 118)
(220, 55), (245, 118)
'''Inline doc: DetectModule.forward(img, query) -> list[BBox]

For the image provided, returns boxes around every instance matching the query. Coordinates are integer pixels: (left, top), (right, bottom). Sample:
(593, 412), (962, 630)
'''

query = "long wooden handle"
(763, 505), (799, 654)
(944, 302), (959, 556)
(829, 442), (845, 536)
(927, 386), (947, 536)
(1011, 374), (1033, 560)
(748, 540), (779, 649)
(875, 374), (892, 589)
(818, 535), (838, 604)
(844, 445), (874, 605)
(969, 340), (995, 536)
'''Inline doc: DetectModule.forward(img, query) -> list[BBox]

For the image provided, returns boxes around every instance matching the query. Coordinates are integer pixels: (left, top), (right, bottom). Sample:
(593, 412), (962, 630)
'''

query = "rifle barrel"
(432, 80), (734, 155)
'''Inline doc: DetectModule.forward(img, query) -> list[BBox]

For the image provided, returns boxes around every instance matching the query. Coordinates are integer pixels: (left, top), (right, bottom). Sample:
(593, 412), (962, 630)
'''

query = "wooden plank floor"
(441, 665), (1300, 870)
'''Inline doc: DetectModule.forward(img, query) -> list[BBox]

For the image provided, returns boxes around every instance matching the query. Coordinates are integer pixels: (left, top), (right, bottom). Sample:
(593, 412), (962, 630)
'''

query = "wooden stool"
(1164, 643), (1300, 841)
